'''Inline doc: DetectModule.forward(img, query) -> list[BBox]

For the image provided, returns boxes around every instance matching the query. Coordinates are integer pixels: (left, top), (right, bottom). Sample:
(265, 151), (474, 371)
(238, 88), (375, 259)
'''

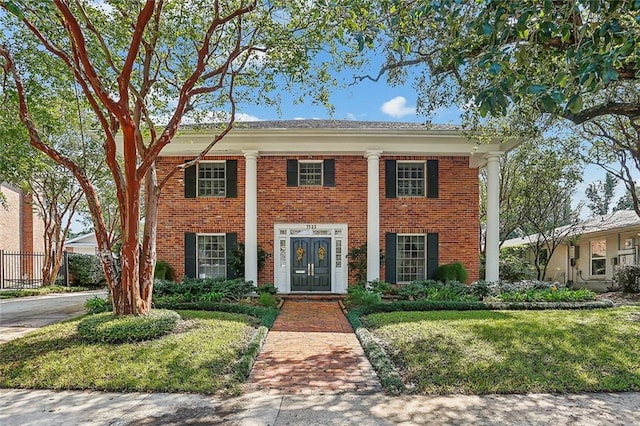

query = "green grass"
(0, 286), (94, 299)
(362, 307), (640, 395)
(0, 310), (260, 395)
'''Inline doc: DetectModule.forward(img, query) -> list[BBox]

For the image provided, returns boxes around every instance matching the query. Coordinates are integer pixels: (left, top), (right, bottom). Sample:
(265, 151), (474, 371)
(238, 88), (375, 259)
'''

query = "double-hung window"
(198, 163), (226, 197)
(397, 235), (426, 282)
(298, 161), (323, 186)
(197, 234), (226, 278)
(397, 162), (425, 197)
(590, 240), (606, 276)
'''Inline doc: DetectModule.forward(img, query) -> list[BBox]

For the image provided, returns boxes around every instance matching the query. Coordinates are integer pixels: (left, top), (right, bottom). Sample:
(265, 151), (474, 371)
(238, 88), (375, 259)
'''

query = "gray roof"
(181, 119), (462, 131)
(502, 210), (640, 247)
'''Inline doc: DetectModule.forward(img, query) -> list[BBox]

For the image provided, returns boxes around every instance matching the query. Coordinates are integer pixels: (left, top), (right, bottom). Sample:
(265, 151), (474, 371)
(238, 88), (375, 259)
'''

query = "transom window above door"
(298, 161), (323, 186)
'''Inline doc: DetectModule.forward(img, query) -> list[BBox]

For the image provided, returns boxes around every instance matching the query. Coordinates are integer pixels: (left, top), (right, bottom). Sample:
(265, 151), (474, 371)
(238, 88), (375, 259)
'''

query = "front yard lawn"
(0, 310), (259, 395)
(363, 307), (640, 394)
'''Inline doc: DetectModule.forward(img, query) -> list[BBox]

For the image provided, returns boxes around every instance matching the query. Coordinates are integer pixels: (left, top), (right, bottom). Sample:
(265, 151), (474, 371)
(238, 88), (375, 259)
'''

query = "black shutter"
(184, 232), (196, 278)
(427, 233), (439, 279)
(427, 160), (439, 198)
(287, 159), (298, 187)
(385, 233), (397, 284)
(385, 160), (396, 198)
(226, 160), (237, 198)
(323, 159), (335, 187)
(184, 163), (197, 198)
(226, 232), (238, 279)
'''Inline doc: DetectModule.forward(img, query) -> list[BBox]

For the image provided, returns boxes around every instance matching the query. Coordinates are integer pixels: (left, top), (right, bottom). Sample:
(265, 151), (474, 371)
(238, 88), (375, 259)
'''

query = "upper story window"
(298, 161), (323, 186)
(386, 159), (438, 199)
(286, 159), (335, 187)
(397, 162), (425, 197)
(590, 239), (606, 276)
(198, 163), (226, 197)
(184, 159), (237, 199)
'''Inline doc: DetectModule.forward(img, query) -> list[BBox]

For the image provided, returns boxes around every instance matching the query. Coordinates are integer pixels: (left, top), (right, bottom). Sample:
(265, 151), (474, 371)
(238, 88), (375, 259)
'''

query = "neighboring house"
(154, 120), (513, 294)
(64, 232), (98, 255)
(0, 183), (45, 253)
(503, 210), (640, 291)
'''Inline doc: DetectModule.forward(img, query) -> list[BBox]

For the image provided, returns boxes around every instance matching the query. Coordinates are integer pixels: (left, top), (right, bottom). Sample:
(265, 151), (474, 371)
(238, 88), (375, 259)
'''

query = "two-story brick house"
(155, 120), (509, 293)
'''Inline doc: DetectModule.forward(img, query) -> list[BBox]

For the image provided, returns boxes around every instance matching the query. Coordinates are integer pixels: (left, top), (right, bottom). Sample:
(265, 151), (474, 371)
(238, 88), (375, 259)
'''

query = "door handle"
(307, 263), (311, 276)
(311, 263), (315, 276)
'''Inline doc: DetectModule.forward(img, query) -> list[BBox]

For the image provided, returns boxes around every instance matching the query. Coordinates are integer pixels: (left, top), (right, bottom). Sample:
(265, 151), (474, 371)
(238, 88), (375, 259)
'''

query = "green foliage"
(154, 260), (175, 281)
(153, 300), (278, 328)
(228, 243), (268, 279)
(585, 173), (617, 216)
(77, 310), (180, 344)
(153, 278), (254, 303)
(344, 285), (382, 307)
(256, 284), (278, 295)
(0, 310), (258, 395)
(367, 279), (394, 295)
(258, 292), (276, 308)
(68, 254), (106, 288)
(499, 247), (536, 282)
(436, 261), (468, 283)
(346, 243), (368, 283)
(498, 288), (596, 302)
(614, 265), (640, 293)
(396, 280), (478, 302)
(362, 307), (639, 394)
(0, 285), (91, 299)
(84, 296), (112, 314)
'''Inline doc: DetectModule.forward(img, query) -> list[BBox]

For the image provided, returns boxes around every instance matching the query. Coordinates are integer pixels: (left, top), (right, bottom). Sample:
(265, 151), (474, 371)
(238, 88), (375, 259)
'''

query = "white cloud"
(236, 113), (262, 122)
(380, 96), (416, 118)
(345, 112), (356, 120)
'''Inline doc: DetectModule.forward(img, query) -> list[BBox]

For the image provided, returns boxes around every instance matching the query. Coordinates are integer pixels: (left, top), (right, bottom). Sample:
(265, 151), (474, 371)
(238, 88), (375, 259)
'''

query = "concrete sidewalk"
(1, 388), (639, 425)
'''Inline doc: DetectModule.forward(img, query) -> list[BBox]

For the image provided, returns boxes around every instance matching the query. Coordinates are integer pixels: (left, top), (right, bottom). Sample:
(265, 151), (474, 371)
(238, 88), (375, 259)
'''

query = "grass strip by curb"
(345, 309), (406, 395)
(153, 300), (279, 328)
(358, 299), (614, 315)
(235, 325), (269, 381)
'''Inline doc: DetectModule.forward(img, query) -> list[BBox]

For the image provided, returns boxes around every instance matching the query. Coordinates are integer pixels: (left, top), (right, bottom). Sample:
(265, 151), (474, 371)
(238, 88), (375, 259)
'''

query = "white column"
(485, 152), (501, 282)
(243, 150), (259, 286)
(365, 150), (382, 282)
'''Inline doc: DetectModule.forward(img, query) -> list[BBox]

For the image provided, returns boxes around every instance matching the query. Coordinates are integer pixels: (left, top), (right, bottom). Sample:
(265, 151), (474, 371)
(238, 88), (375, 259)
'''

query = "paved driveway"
(0, 290), (107, 343)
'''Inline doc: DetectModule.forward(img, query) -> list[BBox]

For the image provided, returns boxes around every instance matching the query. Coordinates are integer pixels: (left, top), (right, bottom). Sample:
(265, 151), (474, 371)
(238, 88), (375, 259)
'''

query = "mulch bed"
(596, 291), (640, 306)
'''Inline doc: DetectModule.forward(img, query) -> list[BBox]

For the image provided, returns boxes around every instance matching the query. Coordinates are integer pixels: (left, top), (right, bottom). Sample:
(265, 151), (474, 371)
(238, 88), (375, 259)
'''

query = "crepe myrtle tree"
(0, 0), (349, 315)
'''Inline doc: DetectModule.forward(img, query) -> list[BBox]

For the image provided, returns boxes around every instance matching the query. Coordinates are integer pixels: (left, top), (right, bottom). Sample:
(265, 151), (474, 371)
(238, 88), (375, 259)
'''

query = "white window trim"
(196, 233), (227, 279)
(298, 160), (324, 186)
(396, 160), (426, 198)
(396, 233), (427, 284)
(590, 239), (607, 277)
(197, 161), (227, 198)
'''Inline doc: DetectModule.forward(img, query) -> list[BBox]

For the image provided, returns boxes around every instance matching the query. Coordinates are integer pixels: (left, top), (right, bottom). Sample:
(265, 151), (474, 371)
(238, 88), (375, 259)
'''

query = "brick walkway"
(246, 300), (381, 394)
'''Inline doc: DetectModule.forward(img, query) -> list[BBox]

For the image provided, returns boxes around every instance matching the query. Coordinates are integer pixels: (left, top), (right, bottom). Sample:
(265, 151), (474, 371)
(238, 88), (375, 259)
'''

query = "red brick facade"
(156, 154), (479, 285)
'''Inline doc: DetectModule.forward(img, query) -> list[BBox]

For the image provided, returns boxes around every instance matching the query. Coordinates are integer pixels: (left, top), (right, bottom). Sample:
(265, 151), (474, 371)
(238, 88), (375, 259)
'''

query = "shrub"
(498, 287), (596, 302)
(395, 280), (477, 302)
(228, 243), (268, 278)
(367, 279), (394, 295)
(77, 309), (180, 343)
(153, 277), (254, 302)
(68, 254), (106, 287)
(258, 292), (277, 308)
(613, 265), (640, 293)
(436, 261), (468, 283)
(256, 284), (278, 295)
(345, 285), (382, 307)
(84, 296), (112, 314)
(154, 260), (175, 281)
(498, 247), (537, 282)
(152, 299), (278, 328)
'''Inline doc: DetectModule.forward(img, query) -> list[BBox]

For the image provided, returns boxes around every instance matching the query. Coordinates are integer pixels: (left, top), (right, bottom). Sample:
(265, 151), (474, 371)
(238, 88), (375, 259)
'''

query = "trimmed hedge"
(153, 300), (279, 328)
(77, 309), (180, 344)
(357, 299), (614, 315)
(68, 253), (106, 287)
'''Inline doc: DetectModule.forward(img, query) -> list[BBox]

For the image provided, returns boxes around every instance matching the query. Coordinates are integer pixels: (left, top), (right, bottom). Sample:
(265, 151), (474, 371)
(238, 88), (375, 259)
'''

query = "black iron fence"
(0, 250), (68, 289)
